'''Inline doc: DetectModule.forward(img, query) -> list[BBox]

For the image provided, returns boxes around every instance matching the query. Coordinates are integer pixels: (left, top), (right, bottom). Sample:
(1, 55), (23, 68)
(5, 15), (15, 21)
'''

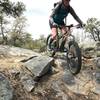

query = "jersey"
(50, 2), (83, 25)
(51, 2), (70, 24)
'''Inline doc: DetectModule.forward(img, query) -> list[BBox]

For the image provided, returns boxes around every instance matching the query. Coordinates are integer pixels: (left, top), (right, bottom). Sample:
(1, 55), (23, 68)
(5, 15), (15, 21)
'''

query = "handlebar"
(65, 24), (85, 29)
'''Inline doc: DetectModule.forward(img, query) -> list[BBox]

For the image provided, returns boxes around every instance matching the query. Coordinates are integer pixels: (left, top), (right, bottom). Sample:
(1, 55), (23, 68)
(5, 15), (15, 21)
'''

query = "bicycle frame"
(46, 24), (83, 74)
(56, 24), (77, 49)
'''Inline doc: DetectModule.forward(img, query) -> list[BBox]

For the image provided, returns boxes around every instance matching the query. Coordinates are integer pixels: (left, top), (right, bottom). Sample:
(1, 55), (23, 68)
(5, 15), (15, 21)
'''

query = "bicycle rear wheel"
(67, 41), (82, 75)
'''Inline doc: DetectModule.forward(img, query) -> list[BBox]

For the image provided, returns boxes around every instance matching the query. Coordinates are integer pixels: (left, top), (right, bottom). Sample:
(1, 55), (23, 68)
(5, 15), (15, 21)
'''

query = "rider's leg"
(61, 26), (67, 35)
(51, 27), (57, 39)
(49, 27), (57, 49)
(59, 26), (68, 51)
(49, 18), (57, 40)
(49, 19), (58, 49)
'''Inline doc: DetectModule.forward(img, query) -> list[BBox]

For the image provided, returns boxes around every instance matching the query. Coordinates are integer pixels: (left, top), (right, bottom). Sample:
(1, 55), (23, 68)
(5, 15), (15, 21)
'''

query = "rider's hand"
(80, 23), (85, 28)
(77, 23), (85, 28)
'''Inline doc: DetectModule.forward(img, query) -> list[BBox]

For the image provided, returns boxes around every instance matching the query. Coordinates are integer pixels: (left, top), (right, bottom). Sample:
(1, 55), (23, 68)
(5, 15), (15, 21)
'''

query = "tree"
(9, 16), (27, 46)
(0, 0), (25, 17)
(10, 16), (27, 38)
(85, 18), (100, 41)
(0, 0), (25, 44)
(8, 16), (35, 50)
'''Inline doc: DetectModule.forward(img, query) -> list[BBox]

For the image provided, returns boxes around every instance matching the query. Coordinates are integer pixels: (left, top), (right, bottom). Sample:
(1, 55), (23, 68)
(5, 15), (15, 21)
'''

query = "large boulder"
(94, 57), (100, 94)
(95, 42), (100, 57)
(0, 45), (40, 57)
(0, 45), (99, 99)
(0, 73), (13, 100)
(20, 74), (36, 92)
(24, 56), (53, 79)
(81, 41), (100, 59)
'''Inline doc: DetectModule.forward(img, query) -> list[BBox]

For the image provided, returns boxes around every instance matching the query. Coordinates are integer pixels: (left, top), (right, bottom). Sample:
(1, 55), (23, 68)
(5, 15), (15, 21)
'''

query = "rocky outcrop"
(82, 41), (100, 59)
(0, 45), (39, 57)
(0, 73), (13, 100)
(24, 56), (53, 78)
(0, 45), (100, 100)
(53, 57), (99, 95)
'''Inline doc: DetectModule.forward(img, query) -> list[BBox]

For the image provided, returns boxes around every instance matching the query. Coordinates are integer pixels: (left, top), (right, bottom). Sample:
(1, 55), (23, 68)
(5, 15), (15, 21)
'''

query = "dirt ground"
(0, 56), (100, 100)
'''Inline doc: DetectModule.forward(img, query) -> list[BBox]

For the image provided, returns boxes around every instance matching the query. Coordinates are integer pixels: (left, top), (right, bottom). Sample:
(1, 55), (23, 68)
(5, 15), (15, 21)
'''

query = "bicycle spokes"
(67, 41), (82, 75)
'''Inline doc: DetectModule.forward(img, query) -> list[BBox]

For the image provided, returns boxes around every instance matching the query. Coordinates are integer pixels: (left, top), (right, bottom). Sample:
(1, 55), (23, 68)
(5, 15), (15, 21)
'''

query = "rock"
(95, 72), (100, 84)
(94, 57), (100, 94)
(0, 45), (40, 57)
(80, 40), (96, 50)
(0, 45), (100, 99)
(82, 49), (95, 59)
(62, 71), (75, 85)
(21, 75), (36, 92)
(0, 73), (13, 100)
(51, 80), (69, 100)
(92, 83), (100, 94)
(53, 57), (69, 72)
(81, 41), (100, 58)
(9, 46), (40, 57)
(95, 42), (100, 57)
(54, 58), (96, 95)
(96, 57), (100, 68)
(9, 68), (20, 79)
(24, 56), (53, 79)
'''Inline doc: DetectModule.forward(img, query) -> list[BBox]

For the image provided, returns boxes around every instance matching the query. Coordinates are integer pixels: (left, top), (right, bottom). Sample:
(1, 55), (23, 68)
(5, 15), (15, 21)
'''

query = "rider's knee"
(51, 28), (57, 39)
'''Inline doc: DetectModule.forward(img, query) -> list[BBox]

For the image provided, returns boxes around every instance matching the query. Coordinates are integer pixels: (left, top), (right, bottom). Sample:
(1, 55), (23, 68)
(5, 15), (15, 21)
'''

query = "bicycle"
(46, 24), (83, 75)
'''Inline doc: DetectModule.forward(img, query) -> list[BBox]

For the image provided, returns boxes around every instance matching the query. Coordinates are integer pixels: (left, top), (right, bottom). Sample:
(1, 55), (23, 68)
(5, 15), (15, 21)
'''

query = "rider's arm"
(69, 6), (83, 25)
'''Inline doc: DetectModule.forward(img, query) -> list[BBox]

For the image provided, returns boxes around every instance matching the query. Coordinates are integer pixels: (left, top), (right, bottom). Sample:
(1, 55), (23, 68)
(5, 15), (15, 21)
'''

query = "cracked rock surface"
(0, 45), (100, 100)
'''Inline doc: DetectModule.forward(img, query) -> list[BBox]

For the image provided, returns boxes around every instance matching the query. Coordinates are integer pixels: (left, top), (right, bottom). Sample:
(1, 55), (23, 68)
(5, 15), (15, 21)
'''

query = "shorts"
(49, 18), (65, 29)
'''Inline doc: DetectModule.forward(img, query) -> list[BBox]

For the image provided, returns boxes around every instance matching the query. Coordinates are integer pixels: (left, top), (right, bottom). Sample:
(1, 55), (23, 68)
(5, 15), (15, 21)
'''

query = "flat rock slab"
(95, 57), (100, 68)
(55, 58), (100, 95)
(0, 73), (13, 100)
(0, 45), (40, 57)
(62, 71), (95, 95)
(24, 56), (53, 78)
(21, 74), (36, 92)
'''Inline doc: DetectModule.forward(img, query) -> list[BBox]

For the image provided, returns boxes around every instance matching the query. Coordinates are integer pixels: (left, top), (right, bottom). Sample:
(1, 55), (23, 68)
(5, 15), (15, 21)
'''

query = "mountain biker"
(49, 0), (83, 50)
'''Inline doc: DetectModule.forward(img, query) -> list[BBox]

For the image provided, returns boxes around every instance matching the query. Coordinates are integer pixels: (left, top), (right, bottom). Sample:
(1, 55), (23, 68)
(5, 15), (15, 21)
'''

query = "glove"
(77, 23), (85, 28)
(80, 23), (85, 28)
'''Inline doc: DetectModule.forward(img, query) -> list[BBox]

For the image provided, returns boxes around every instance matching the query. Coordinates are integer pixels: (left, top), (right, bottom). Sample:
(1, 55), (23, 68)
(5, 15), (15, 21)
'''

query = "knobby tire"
(68, 41), (82, 75)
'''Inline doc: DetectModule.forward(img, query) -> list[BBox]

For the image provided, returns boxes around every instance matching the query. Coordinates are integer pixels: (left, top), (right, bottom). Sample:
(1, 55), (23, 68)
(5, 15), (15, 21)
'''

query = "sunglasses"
(64, 0), (70, 1)
(67, 0), (70, 1)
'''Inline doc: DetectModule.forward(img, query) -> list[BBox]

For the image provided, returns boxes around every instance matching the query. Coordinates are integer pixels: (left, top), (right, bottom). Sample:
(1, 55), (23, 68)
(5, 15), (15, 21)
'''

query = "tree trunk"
(0, 17), (7, 44)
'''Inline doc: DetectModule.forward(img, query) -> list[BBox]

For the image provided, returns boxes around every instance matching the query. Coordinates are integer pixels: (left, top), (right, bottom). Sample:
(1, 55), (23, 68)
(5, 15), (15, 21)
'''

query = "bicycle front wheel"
(67, 41), (82, 75)
(46, 34), (56, 57)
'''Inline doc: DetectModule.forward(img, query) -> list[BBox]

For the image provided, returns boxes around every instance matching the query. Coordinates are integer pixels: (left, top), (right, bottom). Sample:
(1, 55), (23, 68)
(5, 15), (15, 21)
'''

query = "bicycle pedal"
(68, 53), (73, 58)
(63, 49), (68, 52)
